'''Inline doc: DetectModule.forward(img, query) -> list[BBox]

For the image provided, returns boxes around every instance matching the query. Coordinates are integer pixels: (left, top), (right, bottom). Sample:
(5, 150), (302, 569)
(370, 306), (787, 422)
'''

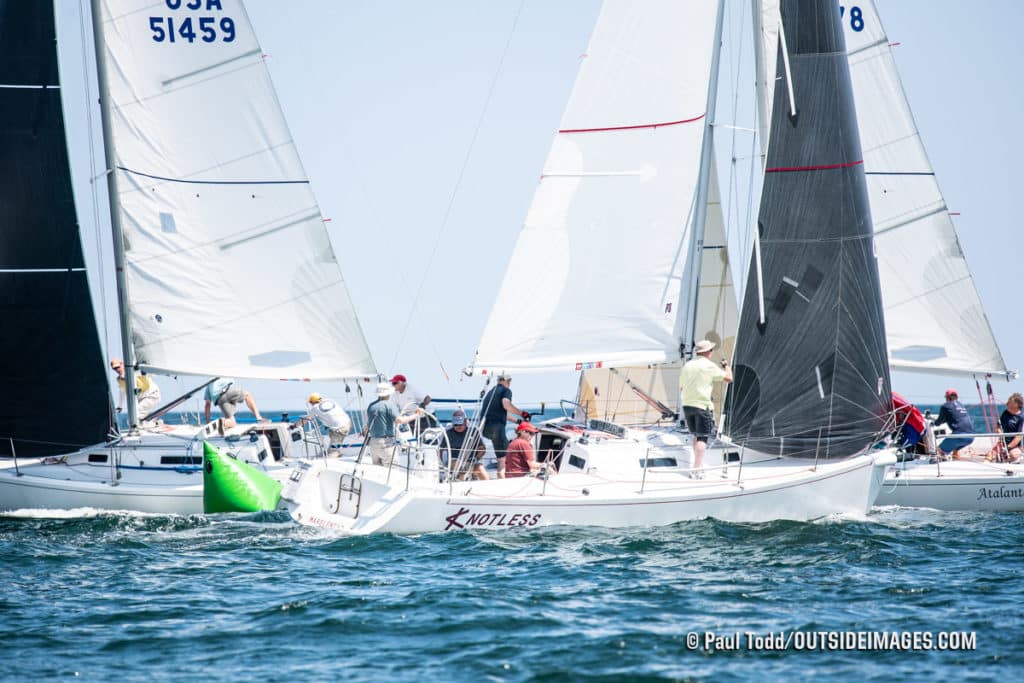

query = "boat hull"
(284, 449), (895, 535)
(0, 423), (299, 515)
(876, 459), (1024, 511)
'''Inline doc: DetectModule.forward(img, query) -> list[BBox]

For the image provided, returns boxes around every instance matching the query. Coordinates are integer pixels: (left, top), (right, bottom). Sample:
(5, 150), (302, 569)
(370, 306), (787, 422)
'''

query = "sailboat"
(821, 0), (1022, 510)
(275, 0), (898, 534)
(0, 0), (375, 514)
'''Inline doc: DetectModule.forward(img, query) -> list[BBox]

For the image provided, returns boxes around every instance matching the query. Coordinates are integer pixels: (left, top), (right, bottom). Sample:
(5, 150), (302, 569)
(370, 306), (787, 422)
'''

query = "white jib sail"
(96, 0), (375, 379)
(756, 0), (1009, 379)
(472, 0), (719, 375)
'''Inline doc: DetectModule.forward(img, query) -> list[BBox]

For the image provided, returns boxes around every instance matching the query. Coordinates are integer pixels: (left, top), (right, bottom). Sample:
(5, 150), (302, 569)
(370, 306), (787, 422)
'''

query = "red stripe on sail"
(559, 113), (705, 134)
(765, 160), (864, 173)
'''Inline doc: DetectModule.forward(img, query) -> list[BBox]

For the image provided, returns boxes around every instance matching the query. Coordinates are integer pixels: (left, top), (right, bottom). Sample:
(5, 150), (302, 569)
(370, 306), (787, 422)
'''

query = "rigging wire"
(387, 0), (527, 378)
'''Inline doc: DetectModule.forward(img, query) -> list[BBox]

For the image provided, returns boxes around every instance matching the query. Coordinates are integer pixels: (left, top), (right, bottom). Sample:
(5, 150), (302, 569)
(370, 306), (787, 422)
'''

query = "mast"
(89, 0), (138, 430)
(681, 0), (727, 355)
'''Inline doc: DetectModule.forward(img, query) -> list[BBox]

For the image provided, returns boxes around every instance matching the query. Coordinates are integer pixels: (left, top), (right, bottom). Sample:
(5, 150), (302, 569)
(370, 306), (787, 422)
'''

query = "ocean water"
(2, 507), (1020, 681)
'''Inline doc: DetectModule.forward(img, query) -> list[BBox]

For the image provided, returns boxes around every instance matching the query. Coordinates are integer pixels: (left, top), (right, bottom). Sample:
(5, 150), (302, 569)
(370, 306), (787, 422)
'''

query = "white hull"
(0, 422), (309, 515)
(877, 457), (1024, 511)
(283, 425), (896, 534)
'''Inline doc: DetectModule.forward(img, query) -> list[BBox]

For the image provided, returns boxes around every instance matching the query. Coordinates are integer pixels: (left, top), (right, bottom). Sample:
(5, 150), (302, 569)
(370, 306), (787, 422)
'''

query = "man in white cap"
(306, 393), (352, 457)
(679, 339), (732, 478)
(364, 381), (423, 467)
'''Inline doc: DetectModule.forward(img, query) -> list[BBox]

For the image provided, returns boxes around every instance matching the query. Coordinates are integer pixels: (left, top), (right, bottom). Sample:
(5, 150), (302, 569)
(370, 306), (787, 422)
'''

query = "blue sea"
(3, 402), (1020, 680)
(2, 509), (1020, 680)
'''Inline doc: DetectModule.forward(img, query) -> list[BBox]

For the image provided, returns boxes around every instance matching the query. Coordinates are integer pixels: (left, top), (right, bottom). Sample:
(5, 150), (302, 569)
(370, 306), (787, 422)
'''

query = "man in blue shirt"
(934, 388), (975, 459)
(997, 392), (1023, 462)
(479, 373), (528, 478)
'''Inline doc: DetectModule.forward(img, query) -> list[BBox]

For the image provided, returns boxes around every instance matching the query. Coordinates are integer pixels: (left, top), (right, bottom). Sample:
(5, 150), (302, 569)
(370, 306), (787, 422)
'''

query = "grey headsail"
(0, 2), (111, 457)
(725, 0), (891, 458)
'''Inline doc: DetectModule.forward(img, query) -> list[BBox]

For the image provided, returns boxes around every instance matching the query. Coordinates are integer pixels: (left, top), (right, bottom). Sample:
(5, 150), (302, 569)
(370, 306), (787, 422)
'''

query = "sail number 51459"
(149, 1), (236, 44)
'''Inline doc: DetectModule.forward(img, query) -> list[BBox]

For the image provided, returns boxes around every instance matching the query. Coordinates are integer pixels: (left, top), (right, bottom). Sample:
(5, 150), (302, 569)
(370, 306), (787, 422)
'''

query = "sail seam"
(558, 113), (705, 134)
(117, 166), (308, 186)
(765, 160), (863, 173)
(864, 171), (934, 176)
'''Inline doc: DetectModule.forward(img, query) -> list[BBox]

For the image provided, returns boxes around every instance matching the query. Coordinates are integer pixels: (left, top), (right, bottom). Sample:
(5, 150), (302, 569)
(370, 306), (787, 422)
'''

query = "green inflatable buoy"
(203, 441), (283, 513)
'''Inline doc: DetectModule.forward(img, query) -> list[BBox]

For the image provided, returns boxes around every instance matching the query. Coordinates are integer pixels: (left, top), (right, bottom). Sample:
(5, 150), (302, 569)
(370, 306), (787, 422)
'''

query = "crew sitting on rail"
(933, 388), (975, 460)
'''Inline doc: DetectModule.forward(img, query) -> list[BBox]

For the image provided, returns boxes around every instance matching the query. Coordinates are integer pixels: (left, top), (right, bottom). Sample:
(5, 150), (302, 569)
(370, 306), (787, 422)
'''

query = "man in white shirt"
(306, 393), (352, 457)
(389, 374), (433, 433)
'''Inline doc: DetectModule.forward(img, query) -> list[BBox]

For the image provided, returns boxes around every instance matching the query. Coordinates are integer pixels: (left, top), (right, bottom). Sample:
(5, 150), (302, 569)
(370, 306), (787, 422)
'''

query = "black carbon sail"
(725, 0), (891, 458)
(0, 2), (111, 457)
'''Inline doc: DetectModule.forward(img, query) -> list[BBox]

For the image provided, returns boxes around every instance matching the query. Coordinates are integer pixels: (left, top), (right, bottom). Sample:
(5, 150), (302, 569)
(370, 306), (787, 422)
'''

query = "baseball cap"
(390, 374), (407, 384)
(307, 392), (322, 404)
(497, 372), (511, 380)
(516, 421), (538, 433)
(376, 382), (393, 397)
(451, 409), (466, 426)
(944, 388), (958, 399)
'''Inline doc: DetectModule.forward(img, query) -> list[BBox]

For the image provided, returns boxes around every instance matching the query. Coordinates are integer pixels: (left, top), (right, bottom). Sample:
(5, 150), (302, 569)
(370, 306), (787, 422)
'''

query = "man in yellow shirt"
(110, 358), (162, 420)
(679, 339), (732, 478)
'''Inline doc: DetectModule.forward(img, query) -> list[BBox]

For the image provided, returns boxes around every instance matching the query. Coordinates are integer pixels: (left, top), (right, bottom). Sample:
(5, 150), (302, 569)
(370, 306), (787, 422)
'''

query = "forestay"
(472, 0), (719, 374)
(843, 0), (1009, 378)
(96, 0), (374, 379)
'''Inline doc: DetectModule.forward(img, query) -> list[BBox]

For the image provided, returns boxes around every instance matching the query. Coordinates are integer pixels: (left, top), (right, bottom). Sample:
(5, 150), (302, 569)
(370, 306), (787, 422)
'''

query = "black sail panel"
(725, 0), (891, 458)
(0, 2), (112, 456)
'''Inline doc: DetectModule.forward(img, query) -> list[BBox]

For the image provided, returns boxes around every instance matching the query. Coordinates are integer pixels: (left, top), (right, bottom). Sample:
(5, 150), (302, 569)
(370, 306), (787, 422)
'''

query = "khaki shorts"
(217, 386), (246, 417)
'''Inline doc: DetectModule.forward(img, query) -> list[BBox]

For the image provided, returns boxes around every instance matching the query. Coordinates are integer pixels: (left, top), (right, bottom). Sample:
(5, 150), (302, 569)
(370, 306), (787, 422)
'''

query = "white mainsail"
(844, 1), (1008, 378)
(756, 0), (1009, 379)
(472, 0), (719, 374)
(97, 0), (374, 379)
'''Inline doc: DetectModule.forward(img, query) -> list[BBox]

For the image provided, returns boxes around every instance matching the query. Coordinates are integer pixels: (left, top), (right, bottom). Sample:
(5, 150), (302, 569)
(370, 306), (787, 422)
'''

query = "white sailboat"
(831, 0), (1022, 510)
(277, 0), (898, 534)
(0, 0), (375, 514)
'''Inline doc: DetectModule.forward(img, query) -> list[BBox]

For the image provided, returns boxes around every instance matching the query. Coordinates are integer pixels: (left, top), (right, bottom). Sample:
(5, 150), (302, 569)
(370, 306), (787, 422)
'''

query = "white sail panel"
(97, 0), (374, 379)
(472, 0), (718, 374)
(844, 1), (1008, 377)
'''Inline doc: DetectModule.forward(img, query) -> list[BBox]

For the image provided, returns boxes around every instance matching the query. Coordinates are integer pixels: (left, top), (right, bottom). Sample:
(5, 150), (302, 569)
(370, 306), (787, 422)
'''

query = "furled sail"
(727, 0), (891, 458)
(472, 0), (719, 374)
(96, 0), (374, 379)
(0, 2), (111, 456)
(843, 1), (1009, 378)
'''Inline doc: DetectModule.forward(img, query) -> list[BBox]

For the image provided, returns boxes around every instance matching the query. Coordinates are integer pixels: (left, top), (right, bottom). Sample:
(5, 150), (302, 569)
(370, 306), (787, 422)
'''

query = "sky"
(59, 0), (1024, 416)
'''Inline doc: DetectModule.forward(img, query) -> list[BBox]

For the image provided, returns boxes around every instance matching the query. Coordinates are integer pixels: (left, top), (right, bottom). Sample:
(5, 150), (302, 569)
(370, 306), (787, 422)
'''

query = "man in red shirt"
(504, 422), (541, 478)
